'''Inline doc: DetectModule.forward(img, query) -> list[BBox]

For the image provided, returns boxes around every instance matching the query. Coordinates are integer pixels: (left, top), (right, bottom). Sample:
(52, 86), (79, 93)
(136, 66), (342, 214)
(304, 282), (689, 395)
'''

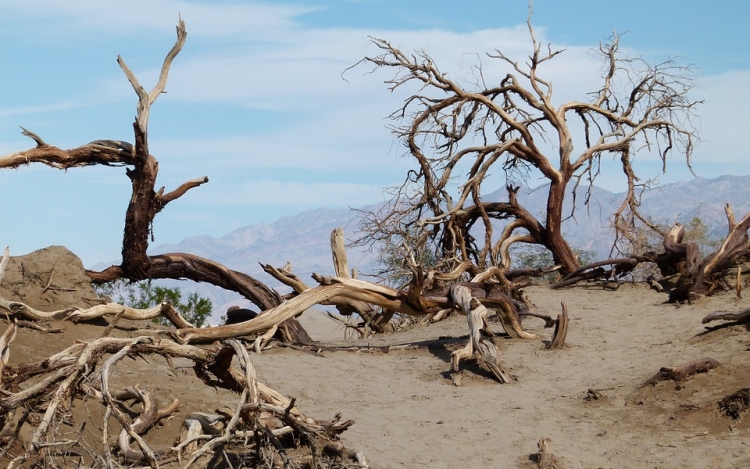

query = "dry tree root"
(0, 329), (366, 469)
(519, 311), (557, 328)
(702, 308), (750, 326)
(546, 302), (569, 350)
(448, 285), (511, 384)
(734, 266), (742, 301)
(642, 357), (720, 388)
(718, 388), (750, 420)
(535, 437), (564, 469)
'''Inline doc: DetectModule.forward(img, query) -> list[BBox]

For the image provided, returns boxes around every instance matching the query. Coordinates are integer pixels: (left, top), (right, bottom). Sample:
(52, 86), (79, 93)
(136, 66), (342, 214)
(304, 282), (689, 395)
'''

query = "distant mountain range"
(144, 174), (750, 316)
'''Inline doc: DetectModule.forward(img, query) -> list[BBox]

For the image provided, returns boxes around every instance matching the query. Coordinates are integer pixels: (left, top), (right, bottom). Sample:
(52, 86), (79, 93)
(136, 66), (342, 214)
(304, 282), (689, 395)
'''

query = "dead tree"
(551, 207), (750, 302)
(0, 20), (311, 344)
(351, 7), (698, 277)
(668, 207), (750, 302)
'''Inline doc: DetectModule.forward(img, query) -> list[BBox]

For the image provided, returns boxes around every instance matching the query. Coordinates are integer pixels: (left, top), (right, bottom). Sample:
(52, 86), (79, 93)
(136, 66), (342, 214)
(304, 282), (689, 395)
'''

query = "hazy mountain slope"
(637, 175), (750, 238)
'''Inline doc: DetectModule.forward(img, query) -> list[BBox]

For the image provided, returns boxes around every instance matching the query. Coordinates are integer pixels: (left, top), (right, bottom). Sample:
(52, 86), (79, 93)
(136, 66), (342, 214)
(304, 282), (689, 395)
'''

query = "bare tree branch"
(352, 19), (699, 279)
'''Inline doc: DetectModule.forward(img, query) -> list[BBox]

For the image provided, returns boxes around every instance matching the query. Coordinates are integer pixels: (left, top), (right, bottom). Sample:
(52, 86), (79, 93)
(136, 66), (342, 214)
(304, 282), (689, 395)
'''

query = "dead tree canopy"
(0, 19), (313, 344)
(352, 11), (698, 278)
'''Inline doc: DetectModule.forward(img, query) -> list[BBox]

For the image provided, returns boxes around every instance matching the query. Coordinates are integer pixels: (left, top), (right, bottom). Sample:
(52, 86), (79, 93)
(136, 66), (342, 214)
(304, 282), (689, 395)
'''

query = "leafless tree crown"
(352, 12), (700, 277)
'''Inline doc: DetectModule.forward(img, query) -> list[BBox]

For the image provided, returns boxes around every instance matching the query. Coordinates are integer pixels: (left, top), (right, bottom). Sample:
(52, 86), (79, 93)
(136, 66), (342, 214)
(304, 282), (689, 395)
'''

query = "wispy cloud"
(0, 1), (316, 38)
(209, 179), (385, 207)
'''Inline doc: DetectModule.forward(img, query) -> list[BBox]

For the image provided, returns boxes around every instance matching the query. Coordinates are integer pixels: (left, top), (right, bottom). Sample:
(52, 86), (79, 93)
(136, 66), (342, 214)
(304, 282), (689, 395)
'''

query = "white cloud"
(692, 70), (750, 161)
(0, 100), (87, 120)
(0, 1), (315, 38)
(208, 179), (386, 207)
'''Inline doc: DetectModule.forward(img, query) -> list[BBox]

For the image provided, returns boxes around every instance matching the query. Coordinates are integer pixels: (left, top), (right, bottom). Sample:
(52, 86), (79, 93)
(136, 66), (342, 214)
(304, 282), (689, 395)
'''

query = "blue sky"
(0, 0), (748, 267)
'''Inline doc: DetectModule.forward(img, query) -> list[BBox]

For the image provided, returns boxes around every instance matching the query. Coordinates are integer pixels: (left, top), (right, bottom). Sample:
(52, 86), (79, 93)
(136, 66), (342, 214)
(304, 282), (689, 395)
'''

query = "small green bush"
(94, 279), (212, 327)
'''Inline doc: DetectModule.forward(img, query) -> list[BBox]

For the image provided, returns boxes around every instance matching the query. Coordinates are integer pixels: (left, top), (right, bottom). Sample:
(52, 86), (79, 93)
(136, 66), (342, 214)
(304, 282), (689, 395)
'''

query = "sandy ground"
(285, 284), (750, 468)
(2, 247), (750, 468)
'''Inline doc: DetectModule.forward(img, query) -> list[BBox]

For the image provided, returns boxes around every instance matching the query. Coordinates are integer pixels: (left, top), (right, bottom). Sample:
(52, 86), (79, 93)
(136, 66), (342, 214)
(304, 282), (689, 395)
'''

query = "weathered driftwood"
(546, 303), (569, 350)
(0, 247), (9, 283)
(0, 331), (365, 468)
(266, 228), (392, 333)
(0, 297), (74, 322)
(158, 274), (538, 351)
(0, 290), (195, 329)
(152, 283), (419, 345)
(92, 256), (313, 345)
(331, 227), (351, 279)
(261, 262), (309, 295)
(100, 347), (179, 465)
(0, 323), (16, 386)
(642, 357), (720, 387)
(495, 300), (539, 339)
(263, 226), (398, 336)
(668, 208), (750, 302)
(69, 302), (195, 327)
(536, 437), (564, 469)
(702, 308), (750, 325)
(427, 281), (538, 339)
(551, 258), (640, 289)
(448, 285), (511, 384)
(332, 230), (392, 331)
(89, 253), (282, 317)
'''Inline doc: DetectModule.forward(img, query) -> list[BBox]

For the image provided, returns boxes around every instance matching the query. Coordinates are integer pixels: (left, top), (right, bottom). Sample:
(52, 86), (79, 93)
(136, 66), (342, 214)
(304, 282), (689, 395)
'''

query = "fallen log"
(670, 208), (750, 303)
(642, 357), (720, 387)
(702, 308), (750, 325)
(551, 258), (639, 289)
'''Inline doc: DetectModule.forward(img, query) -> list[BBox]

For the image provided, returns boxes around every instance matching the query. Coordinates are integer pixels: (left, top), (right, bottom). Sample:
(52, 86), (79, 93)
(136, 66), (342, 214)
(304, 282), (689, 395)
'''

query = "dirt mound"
(0, 245), (100, 310)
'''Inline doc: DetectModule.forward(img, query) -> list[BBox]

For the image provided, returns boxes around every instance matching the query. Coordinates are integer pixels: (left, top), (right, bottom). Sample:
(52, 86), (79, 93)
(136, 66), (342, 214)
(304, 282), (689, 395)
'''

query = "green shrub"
(94, 279), (212, 327)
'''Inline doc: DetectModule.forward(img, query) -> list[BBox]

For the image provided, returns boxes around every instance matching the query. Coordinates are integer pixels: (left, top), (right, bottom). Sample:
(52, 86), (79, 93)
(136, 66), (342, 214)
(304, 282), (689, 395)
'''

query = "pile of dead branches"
(0, 330), (366, 469)
(0, 247), (366, 468)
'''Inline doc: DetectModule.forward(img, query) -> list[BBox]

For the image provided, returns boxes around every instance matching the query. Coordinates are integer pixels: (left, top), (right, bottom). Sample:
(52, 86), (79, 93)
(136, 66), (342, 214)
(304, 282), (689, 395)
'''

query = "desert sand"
(2, 247), (750, 468)
(291, 284), (750, 468)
